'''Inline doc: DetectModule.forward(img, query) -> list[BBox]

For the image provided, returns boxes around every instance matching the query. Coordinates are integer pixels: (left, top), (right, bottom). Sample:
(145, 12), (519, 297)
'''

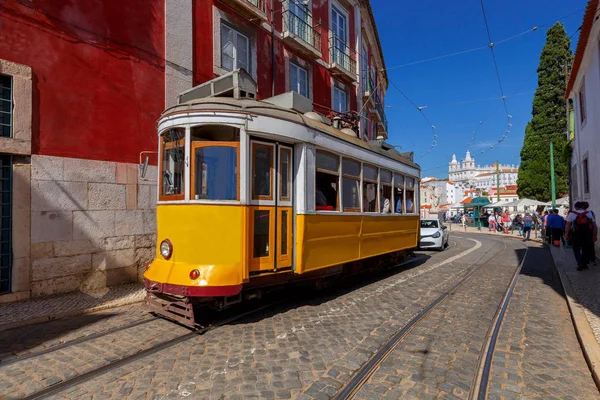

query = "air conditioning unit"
(177, 69), (257, 104)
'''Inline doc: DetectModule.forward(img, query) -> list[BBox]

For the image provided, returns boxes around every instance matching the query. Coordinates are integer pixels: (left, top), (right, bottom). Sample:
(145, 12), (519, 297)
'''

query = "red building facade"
(0, 0), (388, 301)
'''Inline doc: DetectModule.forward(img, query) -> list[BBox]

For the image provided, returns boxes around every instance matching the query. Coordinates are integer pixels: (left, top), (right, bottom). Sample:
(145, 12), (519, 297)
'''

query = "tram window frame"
(341, 158), (361, 212)
(394, 173), (405, 214)
(159, 128), (186, 201)
(380, 169), (392, 214)
(315, 150), (340, 212)
(362, 164), (378, 213)
(405, 176), (416, 213)
(279, 147), (292, 202)
(252, 142), (275, 201)
(190, 141), (240, 201)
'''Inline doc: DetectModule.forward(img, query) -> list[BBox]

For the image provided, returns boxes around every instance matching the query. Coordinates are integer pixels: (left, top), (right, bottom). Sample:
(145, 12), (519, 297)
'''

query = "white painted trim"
(184, 126), (191, 201)
(240, 127), (249, 203)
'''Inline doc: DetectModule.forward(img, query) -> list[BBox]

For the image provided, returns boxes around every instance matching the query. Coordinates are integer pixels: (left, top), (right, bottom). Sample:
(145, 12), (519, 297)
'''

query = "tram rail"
(0, 317), (157, 367)
(332, 236), (528, 400)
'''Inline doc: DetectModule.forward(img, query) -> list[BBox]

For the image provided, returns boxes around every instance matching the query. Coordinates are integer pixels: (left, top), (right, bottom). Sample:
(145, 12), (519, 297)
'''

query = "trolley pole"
(550, 142), (556, 210)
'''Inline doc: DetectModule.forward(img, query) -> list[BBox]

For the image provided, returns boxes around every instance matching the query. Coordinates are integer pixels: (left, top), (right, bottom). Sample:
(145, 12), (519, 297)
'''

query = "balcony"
(220, 0), (268, 22)
(362, 75), (375, 107)
(377, 109), (388, 136)
(329, 35), (357, 82)
(369, 95), (384, 121)
(282, 9), (322, 59)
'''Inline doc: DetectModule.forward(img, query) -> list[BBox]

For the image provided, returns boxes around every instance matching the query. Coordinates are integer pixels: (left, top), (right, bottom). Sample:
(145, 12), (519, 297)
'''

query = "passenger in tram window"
(395, 189), (403, 213)
(316, 172), (337, 210)
(406, 192), (414, 213)
(380, 187), (391, 213)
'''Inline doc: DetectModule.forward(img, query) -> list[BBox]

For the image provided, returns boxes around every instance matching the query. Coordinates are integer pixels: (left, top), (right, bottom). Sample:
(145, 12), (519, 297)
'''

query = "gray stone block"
(31, 212), (73, 243)
(32, 180), (88, 212)
(64, 158), (116, 183)
(32, 254), (91, 281)
(88, 183), (127, 210)
(31, 155), (63, 181)
(73, 210), (116, 240)
(115, 210), (145, 236)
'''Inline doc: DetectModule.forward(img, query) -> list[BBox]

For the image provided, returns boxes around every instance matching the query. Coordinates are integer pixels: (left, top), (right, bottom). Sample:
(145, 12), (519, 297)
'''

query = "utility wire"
(384, 7), (584, 71)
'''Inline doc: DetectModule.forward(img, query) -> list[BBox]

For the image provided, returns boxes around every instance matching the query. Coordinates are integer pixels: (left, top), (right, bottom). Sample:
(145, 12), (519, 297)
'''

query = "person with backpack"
(522, 213), (533, 241)
(583, 202), (597, 265)
(566, 201), (598, 271)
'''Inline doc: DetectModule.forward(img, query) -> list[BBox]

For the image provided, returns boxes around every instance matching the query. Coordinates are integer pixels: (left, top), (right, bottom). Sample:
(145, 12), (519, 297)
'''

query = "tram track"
(0, 316), (158, 367)
(19, 301), (282, 400)
(331, 236), (528, 400)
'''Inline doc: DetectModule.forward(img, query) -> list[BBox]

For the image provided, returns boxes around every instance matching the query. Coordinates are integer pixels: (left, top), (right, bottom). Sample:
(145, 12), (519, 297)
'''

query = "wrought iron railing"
(381, 108), (388, 133)
(362, 74), (374, 96)
(246, 0), (267, 13)
(329, 34), (357, 74)
(282, 9), (321, 51)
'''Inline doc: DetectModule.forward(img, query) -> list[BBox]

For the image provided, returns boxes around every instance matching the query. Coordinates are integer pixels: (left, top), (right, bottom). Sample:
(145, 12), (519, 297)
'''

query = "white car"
(419, 218), (449, 251)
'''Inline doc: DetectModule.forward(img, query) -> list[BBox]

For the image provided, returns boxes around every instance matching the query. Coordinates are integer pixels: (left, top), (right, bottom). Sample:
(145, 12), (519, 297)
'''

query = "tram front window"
(193, 145), (238, 200)
(161, 128), (185, 199)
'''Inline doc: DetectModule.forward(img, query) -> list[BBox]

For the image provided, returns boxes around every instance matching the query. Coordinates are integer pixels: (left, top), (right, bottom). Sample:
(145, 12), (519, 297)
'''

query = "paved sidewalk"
(447, 222), (544, 242)
(0, 283), (145, 332)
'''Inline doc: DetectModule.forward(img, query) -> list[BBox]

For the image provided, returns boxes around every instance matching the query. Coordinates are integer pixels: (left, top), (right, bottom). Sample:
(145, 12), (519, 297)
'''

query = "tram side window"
(342, 158), (361, 211)
(252, 143), (273, 200)
(380, 169), (392, 213)
(394, 173), (405, 213)
(161, 128), (186, 199)
(363, 164), (378, 212)
(406, 177), (415, 213)
(315, 151), (339, 211)
(190, 125), (240, 201)
(193, 145), (238, 200)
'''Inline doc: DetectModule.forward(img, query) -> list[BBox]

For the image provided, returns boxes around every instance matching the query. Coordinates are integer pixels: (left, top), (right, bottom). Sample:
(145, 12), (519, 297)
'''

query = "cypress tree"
(517, 23), (572, 201)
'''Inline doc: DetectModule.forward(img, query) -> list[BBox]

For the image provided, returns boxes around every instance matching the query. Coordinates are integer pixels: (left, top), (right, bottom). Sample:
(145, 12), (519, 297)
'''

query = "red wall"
(0, 0), (165, 164)
(193, 0), (361, 115)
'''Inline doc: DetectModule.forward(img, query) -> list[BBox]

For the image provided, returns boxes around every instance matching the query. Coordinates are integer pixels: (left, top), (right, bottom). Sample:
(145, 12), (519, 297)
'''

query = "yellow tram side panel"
(296, 214), (419, 274)
(144, 204), (247, 288)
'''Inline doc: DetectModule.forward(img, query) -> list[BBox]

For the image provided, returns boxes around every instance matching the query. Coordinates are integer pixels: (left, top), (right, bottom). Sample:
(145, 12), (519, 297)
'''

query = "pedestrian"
(461, 213), (466, 232)
(582, 202), (598, 265)
(546, 209), (563, 246)
(522, 213), (533, 241)
(502, 211), (511, 234)
(488, 213), (496, 232)
(565, 201), (598, 271)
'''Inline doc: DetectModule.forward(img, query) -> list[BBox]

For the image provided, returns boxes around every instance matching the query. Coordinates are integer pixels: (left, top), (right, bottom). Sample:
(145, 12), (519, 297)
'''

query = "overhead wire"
(383, 7), (585, 71)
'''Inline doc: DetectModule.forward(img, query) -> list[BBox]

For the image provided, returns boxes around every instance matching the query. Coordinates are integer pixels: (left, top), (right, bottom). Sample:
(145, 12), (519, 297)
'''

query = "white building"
(448, 151), (518, 192)
(566, 0), (599, 248)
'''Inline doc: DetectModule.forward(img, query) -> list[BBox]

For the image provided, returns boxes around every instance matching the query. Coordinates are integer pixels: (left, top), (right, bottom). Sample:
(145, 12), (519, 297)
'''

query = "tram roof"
(161, 97), (420, 171)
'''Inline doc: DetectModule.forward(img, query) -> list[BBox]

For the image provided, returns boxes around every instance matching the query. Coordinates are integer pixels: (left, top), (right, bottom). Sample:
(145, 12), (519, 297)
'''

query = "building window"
(333, 86), (347, 112)
(579, 78), (586, 124)
(290, 62), (308, 97)
(315, 151), (339, 211)
(331, 5), (349, 69)
(0, 75), (12, 138)
(583, 158), (589, 194)
(221, 23), (250, 73)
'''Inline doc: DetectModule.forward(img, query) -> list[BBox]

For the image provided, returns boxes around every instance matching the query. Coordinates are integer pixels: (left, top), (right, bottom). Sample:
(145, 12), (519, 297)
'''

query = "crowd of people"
(446, 202), (598, 272)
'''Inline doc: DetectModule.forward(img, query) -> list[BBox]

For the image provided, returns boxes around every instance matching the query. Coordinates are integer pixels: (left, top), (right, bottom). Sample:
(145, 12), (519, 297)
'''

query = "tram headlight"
(160, 239), (173, 260)
(432, 231), (441, 238)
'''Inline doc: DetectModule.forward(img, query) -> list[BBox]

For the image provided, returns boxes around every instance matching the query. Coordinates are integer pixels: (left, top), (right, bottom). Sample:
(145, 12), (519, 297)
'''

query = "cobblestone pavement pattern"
(0, 236), (597, 400)
(332, 237), (522, 399)
(488, 242), (599, 400)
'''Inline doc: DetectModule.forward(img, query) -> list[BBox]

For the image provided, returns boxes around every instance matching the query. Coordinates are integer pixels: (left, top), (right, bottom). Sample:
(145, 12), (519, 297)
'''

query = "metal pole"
(496, 161), (500, 202)
(550, 142), (556, 210)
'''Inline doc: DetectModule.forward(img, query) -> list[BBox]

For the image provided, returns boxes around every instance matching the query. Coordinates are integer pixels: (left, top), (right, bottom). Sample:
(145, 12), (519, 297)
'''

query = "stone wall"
(30, 155), (157, 297)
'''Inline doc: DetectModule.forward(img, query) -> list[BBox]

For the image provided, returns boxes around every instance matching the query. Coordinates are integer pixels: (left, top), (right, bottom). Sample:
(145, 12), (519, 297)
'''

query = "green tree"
(517, 23), (572, 201)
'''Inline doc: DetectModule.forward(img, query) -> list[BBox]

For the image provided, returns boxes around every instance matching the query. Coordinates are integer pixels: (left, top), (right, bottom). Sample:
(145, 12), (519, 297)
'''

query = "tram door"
(249, 140), (293, 273)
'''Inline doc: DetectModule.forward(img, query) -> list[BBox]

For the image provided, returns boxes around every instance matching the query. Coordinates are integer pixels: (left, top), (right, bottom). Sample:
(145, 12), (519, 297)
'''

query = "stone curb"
(549, 248), (600, 392)
(0, 296), (144, 333)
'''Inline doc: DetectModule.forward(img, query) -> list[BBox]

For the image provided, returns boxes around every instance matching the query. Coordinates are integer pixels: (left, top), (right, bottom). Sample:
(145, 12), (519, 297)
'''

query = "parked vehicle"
(419, 218), (449, 251)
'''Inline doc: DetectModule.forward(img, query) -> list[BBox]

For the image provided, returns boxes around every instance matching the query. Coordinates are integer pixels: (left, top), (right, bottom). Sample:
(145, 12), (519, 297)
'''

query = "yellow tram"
(143, 70), (421, 327)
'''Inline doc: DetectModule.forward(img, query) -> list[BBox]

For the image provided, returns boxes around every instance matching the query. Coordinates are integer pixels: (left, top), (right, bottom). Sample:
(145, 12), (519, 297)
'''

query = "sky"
(370, 0), (587, 178)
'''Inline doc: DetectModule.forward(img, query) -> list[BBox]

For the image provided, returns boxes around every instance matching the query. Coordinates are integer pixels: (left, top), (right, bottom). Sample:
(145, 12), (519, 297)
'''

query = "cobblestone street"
(0, 235), (597, 399)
